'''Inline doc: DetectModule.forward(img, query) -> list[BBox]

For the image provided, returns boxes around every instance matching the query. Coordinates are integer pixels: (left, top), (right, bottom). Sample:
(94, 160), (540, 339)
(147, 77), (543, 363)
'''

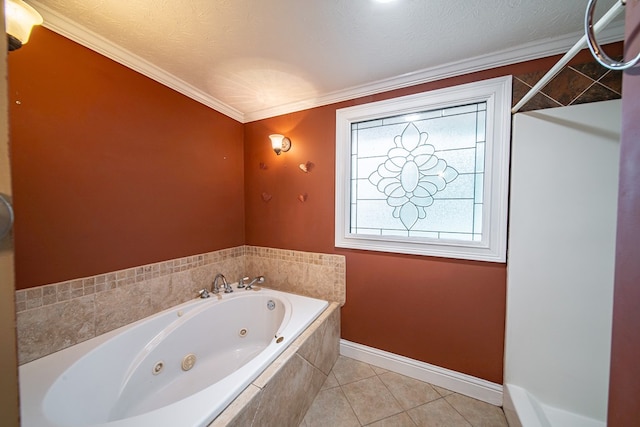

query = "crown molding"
(29, 0), (245, 123)
(30, 0), (623, 124)
(244, 22), (624, 122)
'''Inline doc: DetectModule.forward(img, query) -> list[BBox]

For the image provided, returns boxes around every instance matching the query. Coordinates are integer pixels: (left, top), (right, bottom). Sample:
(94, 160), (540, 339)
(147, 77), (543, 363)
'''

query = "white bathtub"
(19, 287), (329, 427)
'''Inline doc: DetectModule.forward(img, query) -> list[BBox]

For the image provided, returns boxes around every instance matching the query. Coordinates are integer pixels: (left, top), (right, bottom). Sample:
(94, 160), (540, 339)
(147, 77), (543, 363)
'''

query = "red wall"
(8, 28), (245, 289)
(607, 4), (640, 425)
(243, 56), (586, 384)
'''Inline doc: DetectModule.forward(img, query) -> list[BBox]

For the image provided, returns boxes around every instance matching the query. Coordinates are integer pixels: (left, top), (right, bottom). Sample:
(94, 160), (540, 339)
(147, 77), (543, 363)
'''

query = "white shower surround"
(505, 100), (620, 426)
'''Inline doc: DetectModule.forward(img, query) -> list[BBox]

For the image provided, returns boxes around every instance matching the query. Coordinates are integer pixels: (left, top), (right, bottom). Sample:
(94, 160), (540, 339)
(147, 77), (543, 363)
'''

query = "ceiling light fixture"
(269, 134), (292, 155)
(5, 0), (43, 51)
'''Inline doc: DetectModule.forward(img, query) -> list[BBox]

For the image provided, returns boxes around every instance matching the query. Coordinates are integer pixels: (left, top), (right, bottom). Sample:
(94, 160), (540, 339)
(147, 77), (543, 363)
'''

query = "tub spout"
(212, 273), (233, 294)
(246, 275), (265, 290)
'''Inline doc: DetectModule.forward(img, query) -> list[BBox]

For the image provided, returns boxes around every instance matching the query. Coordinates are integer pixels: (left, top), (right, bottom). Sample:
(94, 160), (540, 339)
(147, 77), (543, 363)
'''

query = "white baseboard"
(340, 339), (503, 406)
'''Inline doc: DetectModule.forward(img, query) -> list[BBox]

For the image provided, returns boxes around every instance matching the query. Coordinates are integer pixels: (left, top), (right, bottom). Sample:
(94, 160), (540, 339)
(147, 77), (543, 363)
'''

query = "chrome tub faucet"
(212, 273), (233, 294)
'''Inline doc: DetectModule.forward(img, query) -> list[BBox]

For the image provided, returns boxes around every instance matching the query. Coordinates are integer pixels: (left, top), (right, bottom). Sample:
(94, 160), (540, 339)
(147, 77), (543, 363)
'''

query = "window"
(335, 76), (511, 262)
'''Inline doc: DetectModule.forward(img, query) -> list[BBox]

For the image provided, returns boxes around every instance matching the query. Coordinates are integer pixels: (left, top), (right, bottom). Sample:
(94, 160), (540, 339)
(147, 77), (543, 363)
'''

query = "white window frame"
(335, 76), (512, 262)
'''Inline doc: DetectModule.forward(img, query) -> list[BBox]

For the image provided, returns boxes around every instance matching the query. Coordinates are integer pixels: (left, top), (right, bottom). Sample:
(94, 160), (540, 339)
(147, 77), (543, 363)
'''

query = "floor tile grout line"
(345, 360), (451, 427)
(342, 384), (364, 427)
(375, 370), (411, 416)
(337, 382), (365, 426)
(338, 367), (405, 427)
(309, 356), (508, 427)
(377, 369), (448, 413)
(361, 407), (419, 427)
(441, 394), (475, 427)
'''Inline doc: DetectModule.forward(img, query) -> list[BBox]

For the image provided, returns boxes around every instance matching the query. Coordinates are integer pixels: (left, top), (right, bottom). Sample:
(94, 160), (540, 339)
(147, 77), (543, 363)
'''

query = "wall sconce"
(269, 134), (291, 155)
(5, 0), (43, 51)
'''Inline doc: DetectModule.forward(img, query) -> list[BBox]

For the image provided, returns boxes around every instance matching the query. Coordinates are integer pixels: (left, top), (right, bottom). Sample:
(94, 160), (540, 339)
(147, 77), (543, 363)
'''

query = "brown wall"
(8, 28), (245, 289)
(244, 46), (622, 384)
(608, 4), (640, 425)
(244, 55), (607, 384)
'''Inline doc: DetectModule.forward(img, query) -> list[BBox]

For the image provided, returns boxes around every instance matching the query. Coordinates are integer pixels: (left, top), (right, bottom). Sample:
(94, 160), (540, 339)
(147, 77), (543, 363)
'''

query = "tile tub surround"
(245, 246), (346, 305)
(210, 302), (340, 427)
(15, 246), (345, 364)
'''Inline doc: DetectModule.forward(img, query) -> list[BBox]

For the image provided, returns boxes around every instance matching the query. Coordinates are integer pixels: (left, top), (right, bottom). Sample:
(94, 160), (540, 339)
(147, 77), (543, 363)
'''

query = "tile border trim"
(15, 245), (346, 313)
(14, 246), (246, 313)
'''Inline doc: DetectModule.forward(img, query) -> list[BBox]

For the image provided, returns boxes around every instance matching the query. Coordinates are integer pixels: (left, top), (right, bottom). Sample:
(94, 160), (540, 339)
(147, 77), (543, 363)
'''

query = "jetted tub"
(19, 287), (329, 427)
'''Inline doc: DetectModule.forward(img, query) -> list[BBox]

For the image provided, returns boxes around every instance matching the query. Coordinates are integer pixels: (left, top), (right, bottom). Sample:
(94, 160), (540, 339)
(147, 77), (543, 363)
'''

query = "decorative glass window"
(335, 76), (511, 262)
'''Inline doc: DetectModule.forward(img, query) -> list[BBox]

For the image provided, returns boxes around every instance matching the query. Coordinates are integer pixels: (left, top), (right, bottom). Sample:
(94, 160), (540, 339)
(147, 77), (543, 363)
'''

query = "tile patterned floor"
(300, 356), (508, 427)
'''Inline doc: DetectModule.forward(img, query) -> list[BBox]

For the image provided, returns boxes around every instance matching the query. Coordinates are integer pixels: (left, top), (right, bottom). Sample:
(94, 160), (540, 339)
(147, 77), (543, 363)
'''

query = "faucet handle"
(246, 275), (265, 290)
(198, 289), (210, 299)
(237, 276), (249, 288)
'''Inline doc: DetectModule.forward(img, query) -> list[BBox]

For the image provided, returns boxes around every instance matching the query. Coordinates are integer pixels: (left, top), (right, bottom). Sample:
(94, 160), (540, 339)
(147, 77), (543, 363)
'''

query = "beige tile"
(70, 279), (84, 298)
(25, 291), (43, 309)
(146, 275), (180, 312)
(332, 356), (376, 385)
(17, 295), (96, 364)
(245, 255), (272, 282)
(371, 365), (390, 375)
(188, 264), (216, 291)
(297, 312), (326, 365)
(321, 370), (339, 390)
(209, 384), (261, 427)
(253, 344), (299, 389)
(244, 247), (346, 304)
(15, 289), (26, 303)
(342, 375), (403, 425)
(407, 399), (471, 427)
(170, 269), (204, 299)
(278, 260), (306, 294)
(445, 393), (508, 427)
(432, 385), (454, 397)
(56, 282), (70, 301)
(26, 287), (42, 300)
(301, 387), (360, 427)
(366, 412), (417, 427)
(216, 258), (244, 283)
(311, 304), (340, 375)
(378, 371), (441, 410)
(304, 263), (335, 301)
(42, 285), (57, 305)
(94, 282), (154, 335)
(252, 354), (325, 427)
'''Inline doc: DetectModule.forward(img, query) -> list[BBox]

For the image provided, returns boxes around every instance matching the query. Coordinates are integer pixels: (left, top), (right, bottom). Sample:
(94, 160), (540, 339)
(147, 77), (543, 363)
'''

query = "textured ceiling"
(27, 0), (624, 122)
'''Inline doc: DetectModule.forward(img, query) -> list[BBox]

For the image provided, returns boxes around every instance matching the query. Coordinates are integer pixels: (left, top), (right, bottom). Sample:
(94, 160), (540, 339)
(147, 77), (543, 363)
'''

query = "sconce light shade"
(269, 134), (292, 155)
(5, 0), (43, 51)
